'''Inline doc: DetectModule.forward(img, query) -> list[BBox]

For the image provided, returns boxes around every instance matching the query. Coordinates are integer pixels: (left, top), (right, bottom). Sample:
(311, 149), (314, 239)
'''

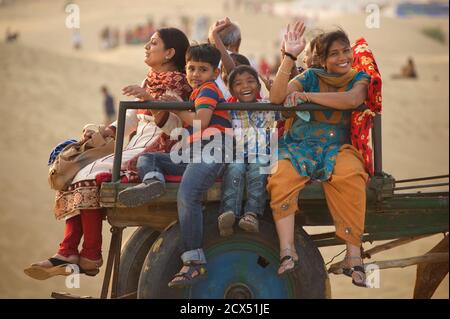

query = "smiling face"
(144, 32), (170, 68)
(230, 71), (260, 103)
(324, 40), (353, 74)
(186, 61), (219, 89)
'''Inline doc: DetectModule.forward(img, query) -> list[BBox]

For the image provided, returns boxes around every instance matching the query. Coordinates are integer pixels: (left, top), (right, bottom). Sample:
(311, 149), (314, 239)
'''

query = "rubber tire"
(137, 205), (329, 299)
(116, 226), (160, 298)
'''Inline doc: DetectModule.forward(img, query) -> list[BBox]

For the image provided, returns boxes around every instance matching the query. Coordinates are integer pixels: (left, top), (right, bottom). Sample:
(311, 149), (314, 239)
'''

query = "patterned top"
(278, 69), (370, 181)
(186, 81), (231, 144)
(229, 99), (281, 161)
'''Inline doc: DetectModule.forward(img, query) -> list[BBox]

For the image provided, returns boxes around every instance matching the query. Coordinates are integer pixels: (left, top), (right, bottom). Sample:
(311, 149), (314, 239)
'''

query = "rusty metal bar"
(395, 175), (449, 183)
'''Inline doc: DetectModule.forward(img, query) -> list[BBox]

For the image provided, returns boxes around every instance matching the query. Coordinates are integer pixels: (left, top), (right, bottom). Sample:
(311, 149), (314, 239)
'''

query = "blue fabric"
(221, 163), (268, 217)
(279, 69), (370, 181)
(48, 139), (77, 166)
(136, 151), (224, 264)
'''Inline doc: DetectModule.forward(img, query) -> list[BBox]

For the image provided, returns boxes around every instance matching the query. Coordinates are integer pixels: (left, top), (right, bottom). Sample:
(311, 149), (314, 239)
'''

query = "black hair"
(315, 29), (350, 67)
(309, 34), (322, 55)
(185, 44), (221, 69)
(157, 27), (190, 72)
(227, 65), (261, 92)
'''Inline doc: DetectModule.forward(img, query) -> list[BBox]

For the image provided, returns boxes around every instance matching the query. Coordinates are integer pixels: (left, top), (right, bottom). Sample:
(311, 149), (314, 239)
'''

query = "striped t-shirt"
(185, 81), (231, 144)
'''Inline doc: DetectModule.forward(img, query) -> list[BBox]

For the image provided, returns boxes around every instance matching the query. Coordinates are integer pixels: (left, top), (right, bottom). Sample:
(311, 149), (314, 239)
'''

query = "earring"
(165, 56), (169, 60)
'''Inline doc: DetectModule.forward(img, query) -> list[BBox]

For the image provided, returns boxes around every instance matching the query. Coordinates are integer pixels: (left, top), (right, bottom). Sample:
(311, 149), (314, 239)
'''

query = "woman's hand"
(160, 90), (183, 102)
(122, 85), (152, 100)
(283, 21), (306, 58)
(284, 91), (306, 108)
(159, 91), (183, 115)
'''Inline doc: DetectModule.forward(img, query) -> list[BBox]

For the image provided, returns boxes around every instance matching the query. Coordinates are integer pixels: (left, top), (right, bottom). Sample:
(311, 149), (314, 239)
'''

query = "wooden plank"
(363, 234), (434, 258)
(414, 235), (449, 299)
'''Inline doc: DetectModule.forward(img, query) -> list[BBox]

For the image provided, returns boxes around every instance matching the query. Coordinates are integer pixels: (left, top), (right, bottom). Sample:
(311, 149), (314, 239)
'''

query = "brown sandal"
(24, 257), (75, 280)
(218, 211), (236, 237)
(168, 263), (208, 288)
(342, 256), (367, 288)
(238, 212), (259, 233)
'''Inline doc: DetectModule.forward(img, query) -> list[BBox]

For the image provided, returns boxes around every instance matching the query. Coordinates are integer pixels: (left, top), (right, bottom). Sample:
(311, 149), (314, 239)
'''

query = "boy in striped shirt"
(118, 44), (231, 288)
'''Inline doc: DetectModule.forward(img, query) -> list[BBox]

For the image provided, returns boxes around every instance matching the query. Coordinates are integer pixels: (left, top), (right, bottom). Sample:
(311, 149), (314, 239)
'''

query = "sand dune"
(0, 0), (448, 298)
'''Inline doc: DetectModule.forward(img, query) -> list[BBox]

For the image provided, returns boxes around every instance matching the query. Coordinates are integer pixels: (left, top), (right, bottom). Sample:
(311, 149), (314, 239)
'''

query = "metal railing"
(112, 101), (381, 182)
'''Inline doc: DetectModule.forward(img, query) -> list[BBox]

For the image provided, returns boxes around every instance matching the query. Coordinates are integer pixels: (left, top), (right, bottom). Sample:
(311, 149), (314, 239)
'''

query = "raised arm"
(269, 21), (306, 104)
(209, 17), (236, 76)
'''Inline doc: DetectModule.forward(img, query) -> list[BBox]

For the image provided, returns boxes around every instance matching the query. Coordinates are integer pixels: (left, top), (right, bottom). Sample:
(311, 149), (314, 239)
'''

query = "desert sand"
(0, 0), (448, 298)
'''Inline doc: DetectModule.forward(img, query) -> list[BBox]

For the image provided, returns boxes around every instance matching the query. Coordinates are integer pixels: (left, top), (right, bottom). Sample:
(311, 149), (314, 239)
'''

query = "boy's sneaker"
(238, 212), (259, 233)
(118, 178), (165, 207)
(218, 211), (236, 237)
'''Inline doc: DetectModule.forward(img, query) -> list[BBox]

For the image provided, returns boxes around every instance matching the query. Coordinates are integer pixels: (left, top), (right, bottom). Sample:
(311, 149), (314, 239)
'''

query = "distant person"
(258, 56), (270, 77)
(5, 27), (19, 43)
(392, 57), (417, 79)
(180, 15), (191, 38)
(72, 30), (82, 50)
(101, 86), (116, 125)
(193, 15), (209, 42)
(100, 26), (110, 49)
(302, 34), (322, 69)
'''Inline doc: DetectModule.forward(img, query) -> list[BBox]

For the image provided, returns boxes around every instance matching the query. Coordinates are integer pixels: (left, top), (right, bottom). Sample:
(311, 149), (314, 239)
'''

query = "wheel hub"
(224, 283), (254, 299)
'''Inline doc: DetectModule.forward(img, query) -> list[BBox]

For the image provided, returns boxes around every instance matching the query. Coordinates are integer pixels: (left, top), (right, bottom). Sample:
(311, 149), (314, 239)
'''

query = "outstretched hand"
(208, 17), (232, 44)
(122, 85), (152, 101)
(284, 91), (306, 108)
(260, 73), (273, 91)
(283, 21), (306, 58)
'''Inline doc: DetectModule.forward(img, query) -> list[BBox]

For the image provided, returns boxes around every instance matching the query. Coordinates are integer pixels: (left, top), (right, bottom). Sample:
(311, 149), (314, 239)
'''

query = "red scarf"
(137, 70), (192, 116)
(351, 38), (382, 176)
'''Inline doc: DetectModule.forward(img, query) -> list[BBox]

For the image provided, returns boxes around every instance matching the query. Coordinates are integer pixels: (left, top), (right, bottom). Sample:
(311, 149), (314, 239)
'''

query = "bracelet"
(284, 51), (297, 61)
(277, 68), (291, 76)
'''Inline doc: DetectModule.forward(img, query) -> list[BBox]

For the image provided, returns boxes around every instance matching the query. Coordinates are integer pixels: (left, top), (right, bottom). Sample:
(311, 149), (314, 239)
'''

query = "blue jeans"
(137, 152), (224, 264)
(220, 163), (268, 218)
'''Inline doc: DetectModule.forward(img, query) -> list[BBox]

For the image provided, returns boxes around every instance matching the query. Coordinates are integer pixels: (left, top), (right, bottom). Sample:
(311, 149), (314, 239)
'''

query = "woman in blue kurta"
(268, 22), (370, 287)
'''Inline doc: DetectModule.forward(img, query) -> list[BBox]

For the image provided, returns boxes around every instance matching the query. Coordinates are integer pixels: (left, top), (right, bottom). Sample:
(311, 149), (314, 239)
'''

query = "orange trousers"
(267, 145), (368, 246)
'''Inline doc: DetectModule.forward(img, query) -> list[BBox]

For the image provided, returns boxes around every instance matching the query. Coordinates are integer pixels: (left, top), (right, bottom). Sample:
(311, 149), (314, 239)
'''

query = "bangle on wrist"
(284, 51), (297, 61)
(277, 67), (291, 76)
